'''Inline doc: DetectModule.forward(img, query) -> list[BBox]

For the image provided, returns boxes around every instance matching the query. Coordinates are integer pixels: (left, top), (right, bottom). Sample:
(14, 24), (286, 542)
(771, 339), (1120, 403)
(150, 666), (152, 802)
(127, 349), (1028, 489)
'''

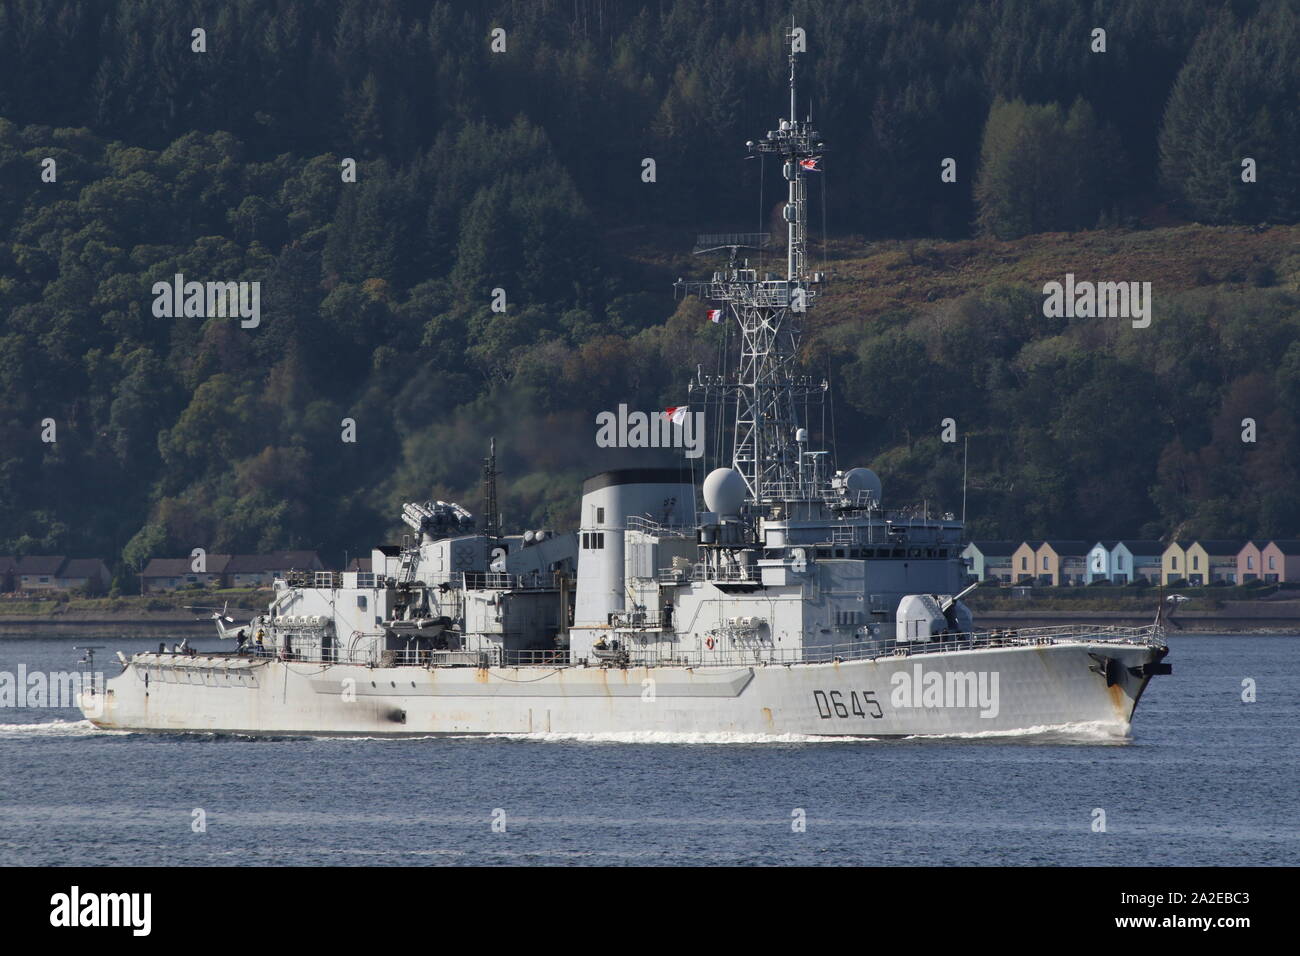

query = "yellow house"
(1035, 540), (1091, 586)
(1161, 540), (1191, 585)
(1011, 541), (1042, 583)
(1183, 540), (1242, 585)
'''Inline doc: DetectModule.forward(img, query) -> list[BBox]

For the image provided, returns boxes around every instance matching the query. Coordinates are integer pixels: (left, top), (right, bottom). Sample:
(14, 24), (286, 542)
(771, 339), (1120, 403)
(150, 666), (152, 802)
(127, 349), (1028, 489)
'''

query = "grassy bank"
(0, 589), (270, 619)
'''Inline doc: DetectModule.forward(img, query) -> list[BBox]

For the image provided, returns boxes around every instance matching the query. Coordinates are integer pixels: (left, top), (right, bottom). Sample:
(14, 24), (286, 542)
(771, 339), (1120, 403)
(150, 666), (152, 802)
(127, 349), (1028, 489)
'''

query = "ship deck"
(125, 624), (1166, 672)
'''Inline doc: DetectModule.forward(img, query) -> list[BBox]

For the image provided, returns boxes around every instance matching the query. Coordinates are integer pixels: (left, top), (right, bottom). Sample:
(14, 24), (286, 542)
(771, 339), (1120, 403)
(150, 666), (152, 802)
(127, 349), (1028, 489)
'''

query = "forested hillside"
(0, 0), (1297, 582)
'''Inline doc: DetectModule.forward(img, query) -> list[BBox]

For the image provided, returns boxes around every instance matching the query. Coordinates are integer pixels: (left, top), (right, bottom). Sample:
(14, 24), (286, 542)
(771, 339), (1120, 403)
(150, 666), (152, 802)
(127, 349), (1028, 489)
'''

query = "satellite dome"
(703, 467), (747, 516)
(843, 467), (882, 505)
(523, 530), (536, 543)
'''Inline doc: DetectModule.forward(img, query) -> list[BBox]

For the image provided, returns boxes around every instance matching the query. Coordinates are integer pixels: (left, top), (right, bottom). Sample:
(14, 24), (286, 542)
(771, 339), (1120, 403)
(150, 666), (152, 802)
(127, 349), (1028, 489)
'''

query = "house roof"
(1016, 540), (1043, 550)
(59, 558), (108, 578)
(226, 551), (322, 572)
(1040, 540), (1091, 556)
(141, 558), (193, 577)
(17, 555), (66, 574)
(0, 556), (17, 573)
(140, 554), (233, 577)
(967, 541), (1018, 556)
(1266, 540), (1300, 555)
(1192, 540), (1243, 555)
(1116, 539), (1163, 554)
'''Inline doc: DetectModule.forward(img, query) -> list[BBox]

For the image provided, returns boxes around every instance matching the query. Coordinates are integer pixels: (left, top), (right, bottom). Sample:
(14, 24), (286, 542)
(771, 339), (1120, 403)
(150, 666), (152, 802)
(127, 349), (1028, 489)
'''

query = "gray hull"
(80, 640), (1166, 738)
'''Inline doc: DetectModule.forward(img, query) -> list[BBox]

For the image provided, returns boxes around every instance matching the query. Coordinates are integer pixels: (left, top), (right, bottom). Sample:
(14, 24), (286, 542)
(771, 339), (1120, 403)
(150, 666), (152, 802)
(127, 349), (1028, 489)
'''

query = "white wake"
(902, 720), (1130, 742)
(0, 718), (128, 737)
(466, 730), (881, 744)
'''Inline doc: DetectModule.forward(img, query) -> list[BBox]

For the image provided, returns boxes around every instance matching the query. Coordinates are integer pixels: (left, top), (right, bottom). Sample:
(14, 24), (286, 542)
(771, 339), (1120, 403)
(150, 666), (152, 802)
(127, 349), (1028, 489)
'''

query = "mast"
(482, 438), (500, 541)
(677, 27), (827, 507)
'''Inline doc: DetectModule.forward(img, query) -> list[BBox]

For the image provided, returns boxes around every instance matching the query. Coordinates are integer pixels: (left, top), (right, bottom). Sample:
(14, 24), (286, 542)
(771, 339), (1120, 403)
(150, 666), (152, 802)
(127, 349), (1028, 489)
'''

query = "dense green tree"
(1160, 1), (1300, 223)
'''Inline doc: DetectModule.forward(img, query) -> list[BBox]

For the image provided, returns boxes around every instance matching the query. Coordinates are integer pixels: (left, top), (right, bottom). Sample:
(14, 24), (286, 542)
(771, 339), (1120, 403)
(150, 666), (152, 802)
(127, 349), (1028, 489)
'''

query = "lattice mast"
(678, 29), (827, 506)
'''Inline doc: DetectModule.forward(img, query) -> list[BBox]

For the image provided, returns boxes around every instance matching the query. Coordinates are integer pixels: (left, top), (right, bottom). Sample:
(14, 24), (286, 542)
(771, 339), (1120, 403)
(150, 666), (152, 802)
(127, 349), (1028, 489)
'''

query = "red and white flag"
(663, 405), (689, 426)
(707, 309), (723, 323)
(799, 156), (821, 171)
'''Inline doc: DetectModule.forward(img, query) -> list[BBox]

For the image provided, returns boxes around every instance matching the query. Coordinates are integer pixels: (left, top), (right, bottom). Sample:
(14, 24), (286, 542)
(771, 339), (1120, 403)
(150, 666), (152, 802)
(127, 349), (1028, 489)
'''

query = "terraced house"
(1185, 540), (1243, 585)
(1236, 540), (1268, 583)
(2, 556), (110, 593)
(1035, 541), (1090, 586)
(1011, 540), (1043, 583)
(1161, 540), (1193, 585)
(140, 552), (325, 591)
(1258, 540), (1300, 582)
(1085, 540), (1163, 584)
(962, 541), (1018, 583)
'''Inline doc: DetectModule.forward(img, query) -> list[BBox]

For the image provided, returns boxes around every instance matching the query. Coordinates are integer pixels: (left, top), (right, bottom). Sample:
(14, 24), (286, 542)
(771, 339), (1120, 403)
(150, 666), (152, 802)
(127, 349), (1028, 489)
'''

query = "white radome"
(843, 467), (882, 505)
(702, 467), (746, 515)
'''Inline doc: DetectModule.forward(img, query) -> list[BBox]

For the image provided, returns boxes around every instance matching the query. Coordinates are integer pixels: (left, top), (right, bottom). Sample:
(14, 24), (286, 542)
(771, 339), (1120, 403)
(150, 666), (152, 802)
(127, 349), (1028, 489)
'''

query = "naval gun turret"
(896, 581), (978, 643)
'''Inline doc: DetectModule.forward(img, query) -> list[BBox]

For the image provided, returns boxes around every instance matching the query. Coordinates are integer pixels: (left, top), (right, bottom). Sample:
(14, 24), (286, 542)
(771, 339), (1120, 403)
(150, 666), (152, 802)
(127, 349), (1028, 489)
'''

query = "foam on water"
(0, 718), (128, 738)
(468, 730), (881, 745)
(902, 720), (1130, 743)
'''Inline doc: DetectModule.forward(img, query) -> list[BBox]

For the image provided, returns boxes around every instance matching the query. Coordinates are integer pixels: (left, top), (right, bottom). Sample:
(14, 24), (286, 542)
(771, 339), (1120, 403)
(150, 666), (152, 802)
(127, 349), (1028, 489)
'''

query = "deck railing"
(162, 623), (1164, 670)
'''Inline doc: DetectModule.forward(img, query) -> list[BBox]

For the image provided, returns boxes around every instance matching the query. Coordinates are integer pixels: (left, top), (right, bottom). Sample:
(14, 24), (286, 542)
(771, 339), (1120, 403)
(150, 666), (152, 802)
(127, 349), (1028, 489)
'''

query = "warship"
(79, 36), (1170, 738)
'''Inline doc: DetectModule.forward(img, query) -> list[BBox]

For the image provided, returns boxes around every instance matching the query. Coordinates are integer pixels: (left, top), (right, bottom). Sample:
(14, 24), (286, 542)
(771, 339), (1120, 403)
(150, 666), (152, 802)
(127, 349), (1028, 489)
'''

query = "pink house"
(1237, 541), (1265, 582)
(1259, 541), (1300, 582)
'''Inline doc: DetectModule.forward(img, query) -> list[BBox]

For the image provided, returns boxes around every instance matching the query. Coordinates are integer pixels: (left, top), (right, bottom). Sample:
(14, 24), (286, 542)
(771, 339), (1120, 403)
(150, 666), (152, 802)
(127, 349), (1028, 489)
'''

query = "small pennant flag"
(799, 156), (821, 171)
(707, 309), (723, 323)
(664, 405), (689, 426)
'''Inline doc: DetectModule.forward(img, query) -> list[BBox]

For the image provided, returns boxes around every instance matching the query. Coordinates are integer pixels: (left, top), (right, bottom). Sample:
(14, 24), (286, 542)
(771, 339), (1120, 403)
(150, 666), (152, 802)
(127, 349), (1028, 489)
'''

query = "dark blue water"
(0, 633), (1296, 865)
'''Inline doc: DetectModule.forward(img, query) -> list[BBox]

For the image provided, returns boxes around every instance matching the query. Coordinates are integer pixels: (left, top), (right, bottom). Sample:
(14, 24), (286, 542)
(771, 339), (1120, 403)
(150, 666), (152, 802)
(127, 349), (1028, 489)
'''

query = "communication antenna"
(962, 436), (969, 524)
(482, 438), (501, 541)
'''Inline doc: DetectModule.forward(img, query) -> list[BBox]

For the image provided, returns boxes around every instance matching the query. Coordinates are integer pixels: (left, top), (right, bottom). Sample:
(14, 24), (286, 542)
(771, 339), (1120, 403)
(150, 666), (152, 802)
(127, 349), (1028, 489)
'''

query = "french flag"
(707, 309), (723, 323)
(663, 406), (689, 426)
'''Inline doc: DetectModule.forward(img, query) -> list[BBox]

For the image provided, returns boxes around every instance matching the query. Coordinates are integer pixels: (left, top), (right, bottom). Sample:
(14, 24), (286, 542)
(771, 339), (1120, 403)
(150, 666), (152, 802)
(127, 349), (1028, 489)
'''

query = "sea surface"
(0, 632), (1296, 866)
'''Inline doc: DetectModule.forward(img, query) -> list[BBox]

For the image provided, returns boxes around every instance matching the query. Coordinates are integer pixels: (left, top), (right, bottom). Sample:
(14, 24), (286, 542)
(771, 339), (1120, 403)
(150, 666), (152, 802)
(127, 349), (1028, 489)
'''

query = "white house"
(1085, 541), (1117, 583)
